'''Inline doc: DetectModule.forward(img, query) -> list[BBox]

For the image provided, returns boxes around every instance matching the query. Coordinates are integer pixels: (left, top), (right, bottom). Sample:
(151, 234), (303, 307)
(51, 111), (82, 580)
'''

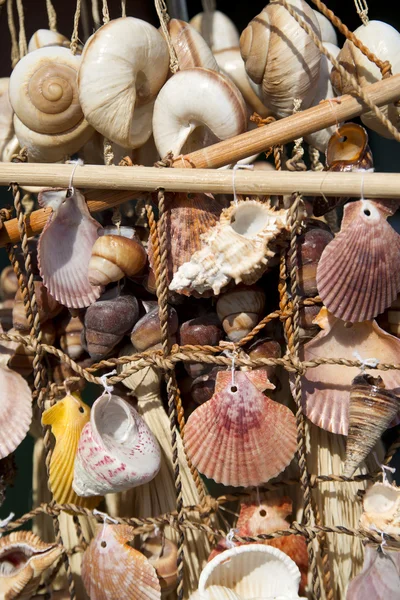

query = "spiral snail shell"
(9, 47), (93, 162)
(28, 29), (70, 53)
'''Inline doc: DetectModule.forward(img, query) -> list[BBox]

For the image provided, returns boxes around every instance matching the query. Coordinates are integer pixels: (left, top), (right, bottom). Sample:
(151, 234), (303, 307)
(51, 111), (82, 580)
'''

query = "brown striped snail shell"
(141, 535), (178, 595)
(295, 225), (334, 297)
(179, 314), (224, 378)
(59, 315), (85, 360)
(190, 367), (223, 405)
(88, 226), (147, 287)
(167, 19), (219, 71)
(130, 306), (178, 352)
(0, 266), (18, 300)
(247, 337), (282, 380)
(0, 299), (14, 331)
(216, 285), (266, 342)
(378, 294), (400, 337)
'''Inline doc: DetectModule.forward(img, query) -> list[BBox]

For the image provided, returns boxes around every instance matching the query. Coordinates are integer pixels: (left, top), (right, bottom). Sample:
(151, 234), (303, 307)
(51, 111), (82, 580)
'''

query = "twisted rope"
(46, 0), (57, 31)
(154, 0), (179, 74)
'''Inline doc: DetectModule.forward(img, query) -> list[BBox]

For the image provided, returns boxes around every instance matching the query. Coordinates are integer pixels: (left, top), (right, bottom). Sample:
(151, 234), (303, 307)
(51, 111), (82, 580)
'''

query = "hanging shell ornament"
(189, 10), (240, 52)
(153, 68), (247, 157)
(359, 481), (400, 541)
(240, 0), (322, 118)
(38, 188), (103, 309)
(167, 19), (219, 71)
(78, 17), (169, 148)
(316, 199), (400, 323)
(312, 9), (338, 45)
(184, 370), (296, 487)
(170, 200), (288, 296)
(216, 285), (266, 342)
(81, 524), (162, 600)
(0, 78), (14, 159)
(73, 394), (161, 497)
(58, 315), (84, 360)
(344, 374), (400, 476)
(141, 535), (178, 595)
(347, 545), (400, 600)
(331, 20), (400, 137)
(28, 29), (70, 52)
(295, 223), (333, 298)
(9, 47), (94, 162)
(0, 531), (62, 600)
(299, 308), (400, 435)
(41, 392), (101, 508)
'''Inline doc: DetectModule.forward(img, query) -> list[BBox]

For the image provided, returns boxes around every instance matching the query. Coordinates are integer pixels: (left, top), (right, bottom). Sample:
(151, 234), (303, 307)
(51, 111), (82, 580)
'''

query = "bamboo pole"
(0, 169), (400, 247)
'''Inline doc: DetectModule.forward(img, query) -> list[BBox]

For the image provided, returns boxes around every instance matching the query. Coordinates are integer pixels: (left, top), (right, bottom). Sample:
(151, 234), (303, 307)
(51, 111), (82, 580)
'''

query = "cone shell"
(216, 285), (265, 342)
(299, 309), (400, 435)
(170, 200), (288, 296)
(41, 393), (101, 508)
(82, 524), (161, 600)
(141, 536), (178, 595)
(0, 531), (62, 600)
(38, 188), (103, 309)
(184, 370), (296, 487)
(0, 365), (32, 459)
(73, 394), (161, 496)
(347, 545), (400, 600)
(359, 481), (400, 539)
(88, 232), (147, 286)
(199, 544), (302, 599)
(344, 374), (400, 476)
(317, 199), (400, 323)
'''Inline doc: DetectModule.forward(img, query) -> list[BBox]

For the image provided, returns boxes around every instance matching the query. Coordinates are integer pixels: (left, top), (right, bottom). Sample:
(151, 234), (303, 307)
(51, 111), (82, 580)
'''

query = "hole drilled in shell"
(259, 509), (267, 517)
(230, 204), (272, 237)
(231, 385), (238, 393)
(364, 209), (371, 216)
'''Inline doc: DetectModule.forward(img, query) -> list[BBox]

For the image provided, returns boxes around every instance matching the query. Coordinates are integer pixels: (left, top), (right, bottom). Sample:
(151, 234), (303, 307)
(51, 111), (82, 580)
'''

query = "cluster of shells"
(1, 1), (400, 599)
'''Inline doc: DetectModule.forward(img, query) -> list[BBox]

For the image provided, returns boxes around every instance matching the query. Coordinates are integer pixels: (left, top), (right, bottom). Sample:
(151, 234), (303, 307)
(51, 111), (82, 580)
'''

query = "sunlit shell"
(168, 19), (219, 70)
(189, 10), (240, 52)
(0, 78), (14, 158)
(41, 393), (101, 508)
(184, 370), (296, 487)
(216, 285), (266, 342)
(141, 535), (178, 595)
(38, 188), (103, 308)
(0, 531), (62, 600)
(359, 482), (400, 538)
(189, 587), (242, 600)
(82, 524), (161, 600)
(299, 309), (400, 435)
(0, 357), (32, 459)
(28, 29), (70, 52)
(170, 200), (288, 296)
(73, 394), (161, 496)
(312, 10), (338, 45)
(347, 545), (400, 600)
(344, 374), (400, 476)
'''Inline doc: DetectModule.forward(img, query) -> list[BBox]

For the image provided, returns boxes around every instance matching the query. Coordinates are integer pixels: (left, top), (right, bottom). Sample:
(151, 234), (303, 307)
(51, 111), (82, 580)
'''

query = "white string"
(372, 451), (396, 485)
(232, 164), (254, 206)
(0, 512), (15, 534)
(66, 158), (84, 196)
(354, 168), (374, 201)
(225, 528), (237, 548)
(100, 369), (117, 400)
(93, 508), (119, 539)
(353, 350), (379, 371)
(222, 348), (238, 390)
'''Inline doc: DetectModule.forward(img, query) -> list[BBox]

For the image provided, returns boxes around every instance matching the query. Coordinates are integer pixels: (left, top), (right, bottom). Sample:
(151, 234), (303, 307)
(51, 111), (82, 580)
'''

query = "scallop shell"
(73, 394), (161, 496)
(0, 78), (14, 158)
(359, 481), (400, 538)
(299, 309), (400, 435)
(184, 370), (296, 487)
(38, 188), (103, 309)
(0, 531), (62, 600)
(170, 200), (288, 296)
(41, 393), (101, 508)
(199, 544), (303, 599)
(189, 588), (242, 600)
(81, 524), (161, 600)
(0, 362), (32, 459)
(347, 545), (400, 600)
(344, 374), (400, 476)
(168, 19), (219, 70)
(316, 199), (400, 323)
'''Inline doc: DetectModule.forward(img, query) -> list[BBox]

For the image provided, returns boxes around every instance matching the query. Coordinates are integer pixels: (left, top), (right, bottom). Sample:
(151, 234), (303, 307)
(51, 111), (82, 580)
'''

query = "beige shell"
(331, 20), (400, 137)
(240, 0), (322, 117)
(312, 9), (338, 45)
(170, 200), (288, 296)
(12, 280), (62, 330)
(152, 68), (247, 157)
(59, 315), (84, 360)
(359, 482), (400, 542)
(0, 266), (18, 300)
(28, 29), (70, 52)
(0, 78), (14, 158)
(168, 19), (219, 70)
(9, 47), (93, 162)
(141, 535), (178, 595)
(0, 531), (62, 599)
(78, 17), (169, 148)
(189, 10), (240, 52)
(216, 285), (266, 342)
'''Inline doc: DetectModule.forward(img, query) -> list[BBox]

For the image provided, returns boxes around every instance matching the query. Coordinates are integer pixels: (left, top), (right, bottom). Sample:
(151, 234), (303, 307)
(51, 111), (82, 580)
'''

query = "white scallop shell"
(73, 394), (161, 496)
(0, 364), (32, 459)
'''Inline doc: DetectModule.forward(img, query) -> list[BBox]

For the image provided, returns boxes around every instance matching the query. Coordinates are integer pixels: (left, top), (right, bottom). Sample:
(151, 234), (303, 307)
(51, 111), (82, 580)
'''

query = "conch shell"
(170, 200), (288, 296)
(81, 524), (161, 600)
(184, 370), (296, 487)
(347, 545), (400, 600)
(38, 188), (103, 309)
(0, 531), (62, 600)
(359, 481), (400, 542)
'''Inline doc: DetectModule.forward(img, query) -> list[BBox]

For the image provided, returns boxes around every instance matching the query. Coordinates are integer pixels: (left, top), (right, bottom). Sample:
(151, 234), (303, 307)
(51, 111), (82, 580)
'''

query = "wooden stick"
(1, 169), (400, 247)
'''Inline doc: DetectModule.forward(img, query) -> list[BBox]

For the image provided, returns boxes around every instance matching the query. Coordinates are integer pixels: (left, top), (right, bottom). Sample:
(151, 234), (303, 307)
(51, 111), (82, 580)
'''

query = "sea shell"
(179, 314), (224, 378)
(0, 531), (62, 600)
(199, 544), (303, 599)
(167, 19), (219, 70)
(0, 78), (14, 158)
(295, 225), (333, 298)
(312, 9), (338, 45)
(148, 193), (222, 286)
(170, 200), (289, 296)
(59, 315), (84, 360)
(78, 17), (169, 148)
(41, 392), (101, 508)
(88, 227), (147, 286)
(344, 374), (400, 476)
(316, 199), (400, 322)
(12, 280), (62, 330)
(299, 308), (400, 435)
(0, 360), (32, 459)
(73, 394), (161, 496)
(130, 306), (178, 352)
(0, 266), (18, 301)
(240, 0), (321, 118)
(38, 188), (103, 309)
(359, 481), (400, 538)
(9, 47), (93, 162)
(189, 587), (242, 600)
(81, 524), (161, 600)
(184, 370), (296, 487)
(216, 285), (266, 342)
(141, 535), (178, 595)
(189, 10), (240, 52)
(28, 29), (70, 52)
(347, 545), (400, 600)
(152, 68), (247, 158)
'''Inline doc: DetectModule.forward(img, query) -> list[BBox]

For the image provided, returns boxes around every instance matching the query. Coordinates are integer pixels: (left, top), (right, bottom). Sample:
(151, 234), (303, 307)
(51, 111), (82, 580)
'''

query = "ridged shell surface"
(359, 482), (400, 539)
(81, 524), (161, 600)
(170, 200), (288, 296)
(317, 199), (400, 322)
(300, 311), (400, 435)
(0, 364), (32, 459)
(347, 545), (400, 600)
(38, 188), (103, 308)
(184, 371), (297, 487)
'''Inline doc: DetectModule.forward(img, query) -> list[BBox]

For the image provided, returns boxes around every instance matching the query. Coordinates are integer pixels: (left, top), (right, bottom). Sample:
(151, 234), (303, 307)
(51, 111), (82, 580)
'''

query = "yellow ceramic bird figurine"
(42, 393), (101, 508)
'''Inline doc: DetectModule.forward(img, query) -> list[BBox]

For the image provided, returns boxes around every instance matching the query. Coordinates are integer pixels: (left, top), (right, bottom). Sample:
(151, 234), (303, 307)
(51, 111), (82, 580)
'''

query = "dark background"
(1, 0), (400, 519)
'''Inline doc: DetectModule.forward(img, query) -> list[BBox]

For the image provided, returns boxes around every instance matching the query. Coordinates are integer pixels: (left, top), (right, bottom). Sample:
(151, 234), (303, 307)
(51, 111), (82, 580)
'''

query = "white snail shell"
(0, 78), (14, 158)
(167, 18), (219, 71)
(28, 29), (70, 53)
(78, 17), (169, 148)
(9, 47), (93, 162)
(312, 9), (338, 45)
(189, 10), (240, 52)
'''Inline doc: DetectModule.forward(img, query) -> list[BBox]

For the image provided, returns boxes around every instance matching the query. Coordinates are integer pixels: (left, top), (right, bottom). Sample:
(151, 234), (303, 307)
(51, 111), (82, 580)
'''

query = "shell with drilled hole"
(170, 200), (288, 296)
